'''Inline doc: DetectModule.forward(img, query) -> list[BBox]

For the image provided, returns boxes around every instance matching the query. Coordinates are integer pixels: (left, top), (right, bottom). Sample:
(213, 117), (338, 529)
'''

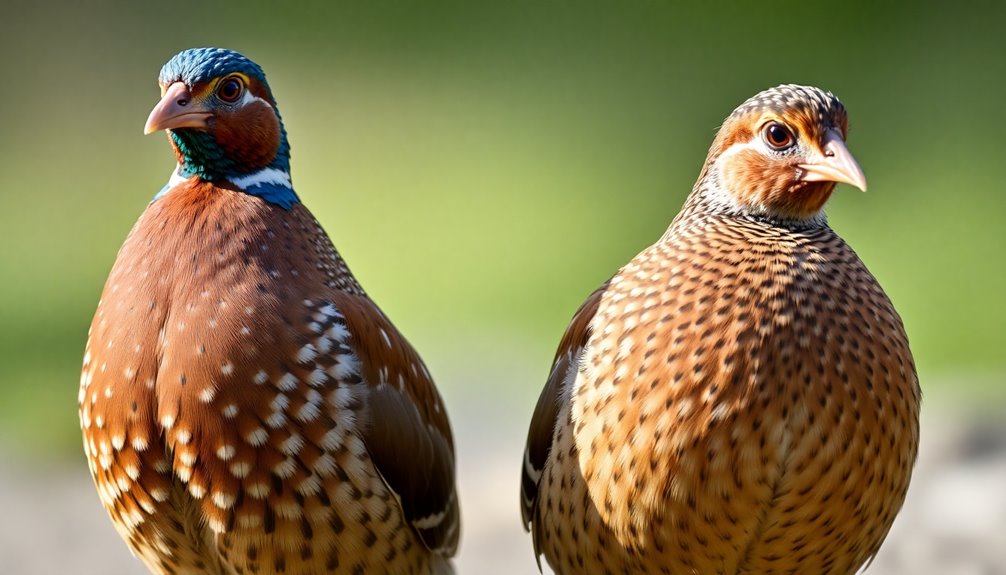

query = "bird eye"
(216, 77), (243, 104)
(762, 122), (795, 150)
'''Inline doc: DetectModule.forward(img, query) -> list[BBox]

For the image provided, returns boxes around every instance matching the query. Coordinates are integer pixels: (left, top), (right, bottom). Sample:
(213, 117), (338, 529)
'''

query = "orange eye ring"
(216, 77), (243, 104)
(762, 122), (795, 150)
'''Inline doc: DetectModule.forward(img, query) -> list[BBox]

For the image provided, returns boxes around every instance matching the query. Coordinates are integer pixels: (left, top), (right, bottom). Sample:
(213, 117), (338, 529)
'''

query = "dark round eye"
(216, 77), (243, 103)
(762, 122), (795, 150)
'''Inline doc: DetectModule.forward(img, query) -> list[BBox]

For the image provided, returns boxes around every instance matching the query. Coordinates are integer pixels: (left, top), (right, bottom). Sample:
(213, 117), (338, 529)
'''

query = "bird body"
(521, 85), (919, 574)
(80, 48), (458, 575)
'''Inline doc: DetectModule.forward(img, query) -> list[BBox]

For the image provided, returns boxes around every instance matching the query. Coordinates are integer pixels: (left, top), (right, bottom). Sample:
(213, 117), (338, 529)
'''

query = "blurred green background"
(0, 0), (1004, 458)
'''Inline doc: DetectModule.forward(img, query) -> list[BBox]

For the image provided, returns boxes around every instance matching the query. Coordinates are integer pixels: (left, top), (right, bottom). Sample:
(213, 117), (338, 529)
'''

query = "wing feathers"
(328, 291), (460, 556)
(520, 284), (607, 529)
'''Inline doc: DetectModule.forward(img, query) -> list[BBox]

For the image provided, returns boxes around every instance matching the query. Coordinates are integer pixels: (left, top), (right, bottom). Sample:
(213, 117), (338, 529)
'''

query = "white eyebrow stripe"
(236, 88), (274, 111)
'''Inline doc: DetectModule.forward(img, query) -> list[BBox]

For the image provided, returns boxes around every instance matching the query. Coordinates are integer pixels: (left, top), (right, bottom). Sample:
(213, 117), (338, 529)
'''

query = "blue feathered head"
(145, 48), (296, 208)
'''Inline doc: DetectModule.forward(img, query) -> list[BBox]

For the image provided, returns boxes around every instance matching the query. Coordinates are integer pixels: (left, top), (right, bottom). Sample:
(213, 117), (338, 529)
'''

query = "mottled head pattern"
(687, 84), (861, 223)
(149, 48), (296, 208)
(727, 84), (848, 133)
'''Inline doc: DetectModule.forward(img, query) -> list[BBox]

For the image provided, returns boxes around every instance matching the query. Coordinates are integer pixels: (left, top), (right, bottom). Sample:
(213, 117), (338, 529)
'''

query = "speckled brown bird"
(79, 48), (458, 575)
(520, 84), (920, 574)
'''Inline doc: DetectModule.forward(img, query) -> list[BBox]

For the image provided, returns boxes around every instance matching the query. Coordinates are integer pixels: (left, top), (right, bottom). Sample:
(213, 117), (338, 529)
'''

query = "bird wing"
(327, 290), (460, 556)
(520, 284), (607, 531)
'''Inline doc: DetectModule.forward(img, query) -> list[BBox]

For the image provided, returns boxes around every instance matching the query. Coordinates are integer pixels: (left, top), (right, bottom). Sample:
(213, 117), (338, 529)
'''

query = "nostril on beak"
(177, 98), (189, 107)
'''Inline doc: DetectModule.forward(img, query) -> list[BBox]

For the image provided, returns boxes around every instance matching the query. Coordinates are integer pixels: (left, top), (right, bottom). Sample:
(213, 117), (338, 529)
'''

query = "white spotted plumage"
(83, 47), (458, 575)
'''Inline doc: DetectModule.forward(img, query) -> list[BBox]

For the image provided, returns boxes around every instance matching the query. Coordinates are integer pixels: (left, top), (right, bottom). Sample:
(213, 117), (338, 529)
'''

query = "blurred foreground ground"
(1, 365), (1004, 574)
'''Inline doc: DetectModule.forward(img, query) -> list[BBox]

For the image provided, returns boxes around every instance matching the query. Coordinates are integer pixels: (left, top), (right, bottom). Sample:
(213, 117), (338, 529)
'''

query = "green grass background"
(0, 0), (1003, 457)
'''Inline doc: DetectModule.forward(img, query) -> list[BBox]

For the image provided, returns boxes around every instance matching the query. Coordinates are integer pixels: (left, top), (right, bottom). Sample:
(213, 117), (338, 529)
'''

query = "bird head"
(698, 84), (866, 223)
(145, 48), (296, 207)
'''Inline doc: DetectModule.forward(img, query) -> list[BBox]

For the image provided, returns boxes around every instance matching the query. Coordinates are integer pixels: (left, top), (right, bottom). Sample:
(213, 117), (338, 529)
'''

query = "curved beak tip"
(143, 82), (211, 135)
(799, 129), (868, 192)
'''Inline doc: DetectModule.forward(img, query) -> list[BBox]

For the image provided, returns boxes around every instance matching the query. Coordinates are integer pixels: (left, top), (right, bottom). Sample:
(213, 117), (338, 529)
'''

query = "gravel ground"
(3, 393), (1004, 574)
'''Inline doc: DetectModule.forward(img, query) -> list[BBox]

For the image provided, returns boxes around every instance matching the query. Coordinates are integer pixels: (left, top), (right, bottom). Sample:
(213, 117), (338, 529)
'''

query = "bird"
(520, 84), (920, 574)
(78, 47), (459, 575)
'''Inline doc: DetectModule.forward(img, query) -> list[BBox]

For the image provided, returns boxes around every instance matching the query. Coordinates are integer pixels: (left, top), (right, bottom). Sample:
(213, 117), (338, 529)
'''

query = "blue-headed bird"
(80, 48), (459, 575)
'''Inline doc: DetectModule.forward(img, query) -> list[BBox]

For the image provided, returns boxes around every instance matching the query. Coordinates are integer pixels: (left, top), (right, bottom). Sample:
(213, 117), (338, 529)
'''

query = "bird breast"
(564, 215), (918, 571)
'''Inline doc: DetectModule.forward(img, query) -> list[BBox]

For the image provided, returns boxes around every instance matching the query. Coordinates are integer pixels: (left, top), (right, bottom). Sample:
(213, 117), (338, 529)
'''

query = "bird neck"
(670, 169), (829, 235)
(167, 127), (298, 209)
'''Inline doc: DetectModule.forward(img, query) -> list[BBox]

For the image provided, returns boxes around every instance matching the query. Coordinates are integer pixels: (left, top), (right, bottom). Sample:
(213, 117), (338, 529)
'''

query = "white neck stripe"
(159, 165), (292, 198)
(168, 166), (187, 186)
(230, 167), (292, 190)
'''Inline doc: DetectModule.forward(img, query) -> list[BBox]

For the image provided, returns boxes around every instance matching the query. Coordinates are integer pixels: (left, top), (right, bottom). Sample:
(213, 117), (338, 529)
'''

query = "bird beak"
(798, 129), (868, 192)
(144, 82), (212, 135)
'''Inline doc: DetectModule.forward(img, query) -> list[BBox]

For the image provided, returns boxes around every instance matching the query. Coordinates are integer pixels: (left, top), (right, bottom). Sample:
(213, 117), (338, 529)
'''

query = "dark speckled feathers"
(521, 85), (919, 575)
